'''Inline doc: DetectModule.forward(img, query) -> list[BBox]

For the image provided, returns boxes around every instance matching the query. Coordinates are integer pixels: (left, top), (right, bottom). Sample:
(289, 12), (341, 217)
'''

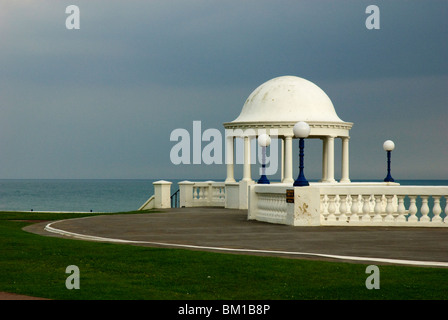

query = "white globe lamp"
(258, 134), (271, 147)
(293, 121), (311, 138)
(293, 122), (310, 186)
(383, 140), (395, 152)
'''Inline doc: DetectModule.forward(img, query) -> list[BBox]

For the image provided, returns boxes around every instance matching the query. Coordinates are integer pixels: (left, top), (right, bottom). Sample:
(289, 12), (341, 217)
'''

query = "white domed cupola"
(233, 76), (344, 123)
(223, 75), (353, 185)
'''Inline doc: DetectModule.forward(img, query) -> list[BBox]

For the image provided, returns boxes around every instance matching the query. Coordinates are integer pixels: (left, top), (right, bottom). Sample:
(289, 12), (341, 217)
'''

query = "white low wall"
(249, 183), (448, 227)
(248, 184), (321, 226)
(179, 181), (226, 208)
(141, 180), (448, 228)
(178, 180), (252, 209)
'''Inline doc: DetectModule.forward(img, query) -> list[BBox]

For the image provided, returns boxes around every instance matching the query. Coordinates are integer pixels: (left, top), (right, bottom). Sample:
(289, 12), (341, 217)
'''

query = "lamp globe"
(258, 134), (271, 147)
(383, 140), (395, 151)
(293, 121), (310, 138)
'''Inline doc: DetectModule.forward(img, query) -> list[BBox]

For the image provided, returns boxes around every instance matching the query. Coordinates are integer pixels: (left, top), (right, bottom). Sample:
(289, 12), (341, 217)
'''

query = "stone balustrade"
(248, 184), (448, 227)
(319, 185), (448, 227)
(248, 185), (293, 225)
(143, 180), (448, 228)
(179, 181), (226, 208)
(250, 191), (289, 224)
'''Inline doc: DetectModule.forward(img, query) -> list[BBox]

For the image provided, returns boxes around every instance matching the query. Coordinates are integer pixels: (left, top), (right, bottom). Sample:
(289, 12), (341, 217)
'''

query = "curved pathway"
(25, 207), (448, 268)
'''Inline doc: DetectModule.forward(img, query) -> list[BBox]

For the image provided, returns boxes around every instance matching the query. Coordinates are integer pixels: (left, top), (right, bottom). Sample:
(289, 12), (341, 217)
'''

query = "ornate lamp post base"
(258, 173), (270, 184)
(293, 178), (309, 187)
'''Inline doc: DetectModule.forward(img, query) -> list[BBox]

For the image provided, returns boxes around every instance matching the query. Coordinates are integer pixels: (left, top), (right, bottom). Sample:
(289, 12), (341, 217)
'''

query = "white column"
(325, 135), (336, 183)
(340, 137), (350, 183)
(240, 135), (254, 209)
(178, 180), (195, 207)
(225, 136), (235, 183)
(283, 135), (294, 184)
(153, 180), (172, 208)
(321, 137), (328, 182)
(280, 137), (284, 182)
(242, 136), (252, 182)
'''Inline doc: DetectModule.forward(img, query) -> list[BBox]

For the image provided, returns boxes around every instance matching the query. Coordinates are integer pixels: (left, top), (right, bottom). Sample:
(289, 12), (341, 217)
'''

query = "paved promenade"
(26, 207), (448, 267)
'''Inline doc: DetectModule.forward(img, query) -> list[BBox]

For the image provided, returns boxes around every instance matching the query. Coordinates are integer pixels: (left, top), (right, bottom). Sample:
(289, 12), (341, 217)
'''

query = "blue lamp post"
(383, 140), (395, 182)
(293, 121), (311, 187)
(257, 133), (271, 184)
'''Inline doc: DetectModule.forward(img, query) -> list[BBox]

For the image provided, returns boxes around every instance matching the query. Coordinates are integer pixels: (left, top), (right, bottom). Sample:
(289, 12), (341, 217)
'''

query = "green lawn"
(0, 211), (447, 300)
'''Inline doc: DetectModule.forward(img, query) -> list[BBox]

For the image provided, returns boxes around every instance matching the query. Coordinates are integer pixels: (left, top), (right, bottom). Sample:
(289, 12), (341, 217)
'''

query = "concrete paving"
(25, 207), (448, 267)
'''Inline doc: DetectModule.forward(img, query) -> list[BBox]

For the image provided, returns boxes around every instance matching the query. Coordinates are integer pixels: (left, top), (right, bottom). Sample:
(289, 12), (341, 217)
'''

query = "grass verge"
(0, 211), (447, 300)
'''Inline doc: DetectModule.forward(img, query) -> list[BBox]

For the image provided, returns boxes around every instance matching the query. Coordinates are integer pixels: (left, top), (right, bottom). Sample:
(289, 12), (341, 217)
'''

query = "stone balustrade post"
(179, 181), (195, 208)
(153, 180), (172, 209)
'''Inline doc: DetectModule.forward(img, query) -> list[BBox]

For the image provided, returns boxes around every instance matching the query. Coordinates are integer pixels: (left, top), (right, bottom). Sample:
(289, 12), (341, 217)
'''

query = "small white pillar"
(225, 136), (236, 183)
(178, 180), (195, 207)
(340, 137), (350, 183)
(153, 180), (172, 208)
(293, 186), (321, 226)
(239, 179), (254, 209)
(283, 135), (294, 184)
(225, 181), (240, 209)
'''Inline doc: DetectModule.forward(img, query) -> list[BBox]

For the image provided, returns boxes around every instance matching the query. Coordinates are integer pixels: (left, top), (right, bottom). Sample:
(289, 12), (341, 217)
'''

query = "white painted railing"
(248, 185), (293, 225)
(179, 181), (226, 207)
(319, 186), (448, 227)
(253, 192), (289, 223)
(248, 184), (448, 227)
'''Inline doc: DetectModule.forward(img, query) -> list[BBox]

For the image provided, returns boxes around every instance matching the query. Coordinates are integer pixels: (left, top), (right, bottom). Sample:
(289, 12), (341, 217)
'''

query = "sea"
(0, 179), (447, 213)
(0, 179), (184, 213)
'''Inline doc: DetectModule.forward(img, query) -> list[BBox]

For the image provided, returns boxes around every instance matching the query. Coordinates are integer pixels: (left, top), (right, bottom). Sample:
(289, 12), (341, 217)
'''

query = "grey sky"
(0, 1), (447, 180)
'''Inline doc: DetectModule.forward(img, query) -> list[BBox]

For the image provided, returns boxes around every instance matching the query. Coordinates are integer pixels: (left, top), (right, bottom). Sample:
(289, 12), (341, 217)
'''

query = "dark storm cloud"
(3, 1), (446, 87)
(0, 0), (446, 179)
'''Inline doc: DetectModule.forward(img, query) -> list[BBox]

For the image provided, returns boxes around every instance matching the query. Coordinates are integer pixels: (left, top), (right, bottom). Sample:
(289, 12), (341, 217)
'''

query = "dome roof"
(232, 76), (344, 123)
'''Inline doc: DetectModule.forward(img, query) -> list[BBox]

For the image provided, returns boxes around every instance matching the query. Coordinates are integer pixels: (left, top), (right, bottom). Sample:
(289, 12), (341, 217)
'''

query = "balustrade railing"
(256, 192), (288, 221)
(179, 181), (226, 207)
(248, 185), (291, 224)
(319, 186), (448, 227)
(249, 184), (448, 227)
